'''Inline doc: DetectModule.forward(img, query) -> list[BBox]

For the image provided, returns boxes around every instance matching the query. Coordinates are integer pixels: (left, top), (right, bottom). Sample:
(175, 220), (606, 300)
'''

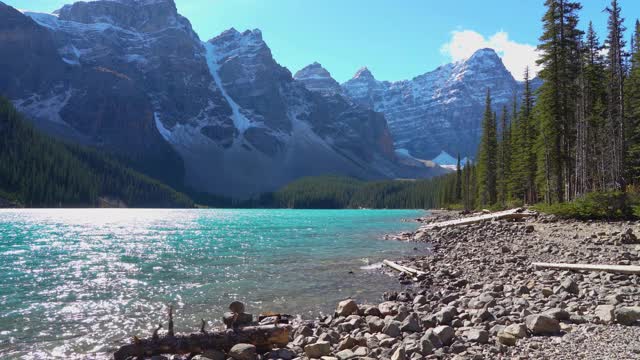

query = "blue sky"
(8, 0), (640, 81)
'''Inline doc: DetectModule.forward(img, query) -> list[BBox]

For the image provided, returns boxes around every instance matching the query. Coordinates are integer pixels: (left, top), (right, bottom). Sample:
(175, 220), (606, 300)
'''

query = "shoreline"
(93, 208), (640, 359)
(273, 209), (640, 360)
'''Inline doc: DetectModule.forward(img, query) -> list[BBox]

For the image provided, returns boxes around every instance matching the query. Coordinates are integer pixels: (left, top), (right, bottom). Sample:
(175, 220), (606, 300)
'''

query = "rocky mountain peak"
(242, 28), (262, 40)
(458, 48), (508, 77)
(353, 66), (375, 80)
(294, 62), (342, 96)
(55, 0), (190, 34)
(211, 28), (262, 44)
(294, 62), (332, 80)
(466, 47), (501, 63)
(208, 28), (268, 62)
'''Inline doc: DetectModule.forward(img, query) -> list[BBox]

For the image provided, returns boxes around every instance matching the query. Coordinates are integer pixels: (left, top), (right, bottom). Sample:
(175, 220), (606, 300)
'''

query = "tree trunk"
(113, 324), (290, 360)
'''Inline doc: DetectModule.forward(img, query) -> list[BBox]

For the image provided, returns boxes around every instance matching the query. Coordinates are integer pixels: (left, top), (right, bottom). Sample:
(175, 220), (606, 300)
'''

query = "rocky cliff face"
(0, 0), (439, 197)
(293, 62), (344, 97)
(341, 48), (521, 159)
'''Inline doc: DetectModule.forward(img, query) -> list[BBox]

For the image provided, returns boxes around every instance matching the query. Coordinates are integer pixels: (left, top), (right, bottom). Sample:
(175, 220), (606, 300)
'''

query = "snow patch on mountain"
(204, 41), (253, 134)
(432, 150), (457, 166)
(14, 88), (73, 125)
(24, 10), (145, 37)
(153, 112), (172, 141)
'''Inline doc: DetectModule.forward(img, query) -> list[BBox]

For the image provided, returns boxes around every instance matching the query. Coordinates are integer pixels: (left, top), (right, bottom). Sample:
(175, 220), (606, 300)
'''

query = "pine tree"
(535, 0), (583, 203)
(626, 20), (640, 183)
(471, 161), (479, 209)
(604, 0), (627, 189)
(510, 67), (537, 204)
(477, 89), (498, 206)
(463, 159), (472, 211)
(576, 22), (608, 195)
(455, 153), (462, 202)
(497, 106), (511, 206)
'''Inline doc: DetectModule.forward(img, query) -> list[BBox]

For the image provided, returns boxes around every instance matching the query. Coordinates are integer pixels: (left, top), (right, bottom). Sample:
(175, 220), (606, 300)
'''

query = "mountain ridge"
(296, 48), (538, 160)
(0, 0), (442, 198)
(340, 47), (520, 159)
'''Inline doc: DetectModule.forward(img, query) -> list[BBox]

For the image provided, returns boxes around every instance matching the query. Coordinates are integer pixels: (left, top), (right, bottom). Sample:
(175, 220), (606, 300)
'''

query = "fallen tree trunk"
(421, 208), (534, 230)
(383, 260), (426, 276)
(114, 324), (290, 360)
(533, 262), (640, 274)
(113, 304), (290, 360)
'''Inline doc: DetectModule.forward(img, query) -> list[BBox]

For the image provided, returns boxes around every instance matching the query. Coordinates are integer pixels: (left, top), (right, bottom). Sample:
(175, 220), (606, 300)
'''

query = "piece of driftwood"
(421, 208), (534, 229)
(113, 304), (290, 360)
(114, 324), (290, 360)
(533, 262), (640, 274)
(383, 260), (426, 276)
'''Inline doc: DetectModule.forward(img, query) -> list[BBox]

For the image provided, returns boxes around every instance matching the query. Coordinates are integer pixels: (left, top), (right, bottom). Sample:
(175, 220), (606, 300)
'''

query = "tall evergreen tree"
(626, 20), (640, 183)
(477, 89), (498, 206)
(497, 106), (511, 206)
(535, 0), (583, 203)
(510, 67), (537, 204)
(575, 22), (608, 195)
(455, 153), (462, 202)
(463, 159), (472, 211)
(604, 0), (627, 188)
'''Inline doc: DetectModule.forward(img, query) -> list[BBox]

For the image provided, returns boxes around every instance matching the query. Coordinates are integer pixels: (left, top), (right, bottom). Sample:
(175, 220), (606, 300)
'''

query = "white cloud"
(440, 30), (540, 81)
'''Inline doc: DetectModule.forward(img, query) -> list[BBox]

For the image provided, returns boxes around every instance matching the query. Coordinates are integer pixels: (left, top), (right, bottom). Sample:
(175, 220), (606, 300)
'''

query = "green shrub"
(534, 191), (637, 220)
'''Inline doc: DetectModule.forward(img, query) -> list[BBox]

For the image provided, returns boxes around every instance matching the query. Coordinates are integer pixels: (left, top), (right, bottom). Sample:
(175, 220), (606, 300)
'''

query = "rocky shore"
(171, 210), (640, 360)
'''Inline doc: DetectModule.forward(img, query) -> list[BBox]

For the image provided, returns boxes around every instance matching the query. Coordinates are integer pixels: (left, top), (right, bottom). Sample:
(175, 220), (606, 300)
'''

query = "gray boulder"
(595, 305), (615, 324)
(503, 323), (527, 338)
(228, 343), (257, 360)
(497, 331), (517, 346)
(560, 278), (579, 294)
(401, 313), (422, 333)
(525, 314), (560, 335)
(465, 329), (489, 344)
(433, 325), (455, 345)
(367, 317), (385, 333)
(304, 341), (331, 358)
(383, 320), (402, 338)
(336, 299), (359, 317)
(266, 348), (295, 360)
(615, 306), (640, 326)
(391, 346), (406, 360)
(421, 329), (443, 349)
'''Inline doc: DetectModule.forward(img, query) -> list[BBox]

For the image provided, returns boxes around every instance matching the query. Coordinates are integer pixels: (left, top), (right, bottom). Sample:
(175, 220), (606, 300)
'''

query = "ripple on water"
(0, 209), (427, 359)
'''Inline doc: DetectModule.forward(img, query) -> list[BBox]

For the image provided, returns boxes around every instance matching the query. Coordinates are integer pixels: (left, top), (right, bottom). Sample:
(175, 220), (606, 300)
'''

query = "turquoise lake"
(0, 209), (426, 359)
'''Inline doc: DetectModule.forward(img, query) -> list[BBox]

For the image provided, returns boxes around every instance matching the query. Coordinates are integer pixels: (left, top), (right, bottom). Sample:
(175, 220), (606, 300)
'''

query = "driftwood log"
(383, 260), (426, 276)
(421, 208), (535, 229)
(113, 304), (291, 360)
(533, 262), (640, 274)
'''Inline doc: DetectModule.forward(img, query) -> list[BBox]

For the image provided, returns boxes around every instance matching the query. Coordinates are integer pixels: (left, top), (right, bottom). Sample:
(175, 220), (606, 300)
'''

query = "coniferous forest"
(0, 97), (193, 208)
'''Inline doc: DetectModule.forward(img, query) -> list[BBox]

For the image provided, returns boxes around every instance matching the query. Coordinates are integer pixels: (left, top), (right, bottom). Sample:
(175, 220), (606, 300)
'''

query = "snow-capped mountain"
(0, 0), (441, 197)
(341, 48), (522, 159)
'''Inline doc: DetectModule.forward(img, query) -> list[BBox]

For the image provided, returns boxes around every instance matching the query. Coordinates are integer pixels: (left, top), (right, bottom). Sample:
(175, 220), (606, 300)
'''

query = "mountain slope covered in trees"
(265, 176), (459, 209)
(0, 98), (193, 207)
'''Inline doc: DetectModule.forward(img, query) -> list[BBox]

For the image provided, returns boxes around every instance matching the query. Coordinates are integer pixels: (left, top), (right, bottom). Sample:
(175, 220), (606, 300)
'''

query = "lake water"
(0, 209), (426, 359)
